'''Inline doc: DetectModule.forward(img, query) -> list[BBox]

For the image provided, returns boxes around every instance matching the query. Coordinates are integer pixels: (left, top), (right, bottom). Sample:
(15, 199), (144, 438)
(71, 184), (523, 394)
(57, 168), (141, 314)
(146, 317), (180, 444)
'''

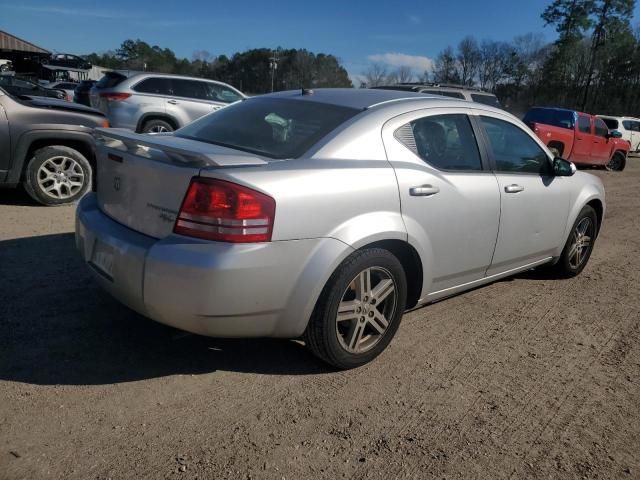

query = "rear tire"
(23, 146), (92, 206)
(141, 119), (174, 134)
(552, 205), (598, 278)
(606, 151), (626, 171)
(305, 248), (407, 369)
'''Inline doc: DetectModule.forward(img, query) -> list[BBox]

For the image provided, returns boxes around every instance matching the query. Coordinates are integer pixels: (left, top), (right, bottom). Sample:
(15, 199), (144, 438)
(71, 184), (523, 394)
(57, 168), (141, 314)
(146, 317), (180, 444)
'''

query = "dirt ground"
(1, 161), (639, 480)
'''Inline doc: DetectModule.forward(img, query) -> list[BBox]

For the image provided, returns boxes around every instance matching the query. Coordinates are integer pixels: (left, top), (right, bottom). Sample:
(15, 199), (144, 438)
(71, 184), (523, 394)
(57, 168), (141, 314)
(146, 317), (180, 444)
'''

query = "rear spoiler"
(94, 128), (269, 168)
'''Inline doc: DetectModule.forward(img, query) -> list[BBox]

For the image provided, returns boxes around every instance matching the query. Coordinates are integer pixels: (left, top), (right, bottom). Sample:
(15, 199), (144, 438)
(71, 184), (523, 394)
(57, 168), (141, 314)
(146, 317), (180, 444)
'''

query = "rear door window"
(133, 77), (172, 95)
(171, 79), (208, 99)
(578, 116), (592, 134)
(397, 114), (483, 171)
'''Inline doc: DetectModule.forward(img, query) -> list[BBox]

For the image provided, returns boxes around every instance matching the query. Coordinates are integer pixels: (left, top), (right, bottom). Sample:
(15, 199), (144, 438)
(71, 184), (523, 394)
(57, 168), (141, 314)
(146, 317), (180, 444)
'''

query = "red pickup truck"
(524, 107), (629, 171)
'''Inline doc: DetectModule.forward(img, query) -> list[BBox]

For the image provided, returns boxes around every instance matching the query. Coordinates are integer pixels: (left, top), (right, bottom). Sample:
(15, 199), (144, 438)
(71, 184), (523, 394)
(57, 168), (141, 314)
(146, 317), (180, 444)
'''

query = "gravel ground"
(1, 161), (639, 480)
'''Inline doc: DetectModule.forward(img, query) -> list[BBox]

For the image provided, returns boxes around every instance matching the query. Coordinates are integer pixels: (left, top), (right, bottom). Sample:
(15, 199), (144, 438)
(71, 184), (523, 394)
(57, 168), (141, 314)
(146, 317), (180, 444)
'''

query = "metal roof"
(264, 88), (433, 110)
(0, 31), (49, 54)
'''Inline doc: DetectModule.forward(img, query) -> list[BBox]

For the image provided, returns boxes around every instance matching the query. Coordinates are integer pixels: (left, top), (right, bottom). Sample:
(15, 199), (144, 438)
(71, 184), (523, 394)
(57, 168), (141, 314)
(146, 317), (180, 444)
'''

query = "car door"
(592, 117), (611, 165)
(475, 113), (571, 275)
(0, 98), (10, 180)
(573, 114), (593, 163)
(382, 108), (501, 294)
(169, 79), (215, 124)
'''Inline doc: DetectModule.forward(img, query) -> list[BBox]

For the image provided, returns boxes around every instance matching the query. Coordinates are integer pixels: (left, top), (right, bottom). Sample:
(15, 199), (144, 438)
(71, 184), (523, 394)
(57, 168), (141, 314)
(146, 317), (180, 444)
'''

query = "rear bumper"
(75, 193), (351, 338)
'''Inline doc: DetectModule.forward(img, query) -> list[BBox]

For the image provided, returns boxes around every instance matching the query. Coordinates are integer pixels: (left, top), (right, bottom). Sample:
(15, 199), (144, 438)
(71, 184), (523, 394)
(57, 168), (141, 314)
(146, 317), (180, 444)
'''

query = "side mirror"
(553, 157), (577, 176)
(608, 129), (623, 139)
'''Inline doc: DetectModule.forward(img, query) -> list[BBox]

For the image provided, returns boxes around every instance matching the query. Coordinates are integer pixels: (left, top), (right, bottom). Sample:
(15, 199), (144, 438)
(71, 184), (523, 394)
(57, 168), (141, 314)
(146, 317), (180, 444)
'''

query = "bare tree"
(433, 46), (460, 84)
(363, 63), (388, 87)
(457, 36), (481, 86)
(396, 66), (414, 83)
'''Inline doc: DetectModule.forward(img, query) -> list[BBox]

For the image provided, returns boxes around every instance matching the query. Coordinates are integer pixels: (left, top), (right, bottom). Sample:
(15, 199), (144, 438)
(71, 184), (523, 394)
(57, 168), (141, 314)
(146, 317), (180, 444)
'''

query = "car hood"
(23, 96), (105, 116)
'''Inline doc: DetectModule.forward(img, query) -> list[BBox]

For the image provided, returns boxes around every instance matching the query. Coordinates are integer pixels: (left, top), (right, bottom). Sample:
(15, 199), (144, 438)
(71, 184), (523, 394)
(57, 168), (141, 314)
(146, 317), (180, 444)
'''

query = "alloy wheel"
(335, 267), (398, 354)
(36, 156), (85, 200)
(568, 217), (593, 269)
(149, 125), (170, 133)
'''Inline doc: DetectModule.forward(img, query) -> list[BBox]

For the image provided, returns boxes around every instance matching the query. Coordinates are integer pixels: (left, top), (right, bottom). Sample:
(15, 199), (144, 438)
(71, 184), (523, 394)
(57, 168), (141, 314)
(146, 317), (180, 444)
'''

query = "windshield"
(175, 97), (360, 159)
(524, 108), (575, 129)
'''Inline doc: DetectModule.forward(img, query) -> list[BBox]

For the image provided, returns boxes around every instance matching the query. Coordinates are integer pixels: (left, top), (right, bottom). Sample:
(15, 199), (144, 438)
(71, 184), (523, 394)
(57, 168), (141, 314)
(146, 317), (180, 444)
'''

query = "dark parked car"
(0, 75), (66, 100)
(44, 53), (92, 70)
(0, 87), (108, 205)
(73, 80), (96, 106)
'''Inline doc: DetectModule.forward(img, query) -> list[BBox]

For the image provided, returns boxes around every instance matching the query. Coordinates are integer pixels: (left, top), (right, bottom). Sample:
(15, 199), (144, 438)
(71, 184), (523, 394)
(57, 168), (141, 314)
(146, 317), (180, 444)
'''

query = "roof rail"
(396, 82), (487, 93)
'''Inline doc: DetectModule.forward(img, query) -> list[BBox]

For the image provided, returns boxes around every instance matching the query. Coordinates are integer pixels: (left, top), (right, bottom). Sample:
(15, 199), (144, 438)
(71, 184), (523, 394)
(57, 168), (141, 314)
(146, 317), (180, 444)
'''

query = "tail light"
(174, 178), (276, 243)
(100, 119), (110, 128)
(100, 92), (131, 101)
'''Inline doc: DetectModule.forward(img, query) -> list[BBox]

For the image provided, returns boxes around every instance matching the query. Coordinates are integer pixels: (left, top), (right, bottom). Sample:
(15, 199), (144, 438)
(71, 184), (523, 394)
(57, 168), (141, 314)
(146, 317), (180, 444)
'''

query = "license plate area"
(89, 239), (115, 281)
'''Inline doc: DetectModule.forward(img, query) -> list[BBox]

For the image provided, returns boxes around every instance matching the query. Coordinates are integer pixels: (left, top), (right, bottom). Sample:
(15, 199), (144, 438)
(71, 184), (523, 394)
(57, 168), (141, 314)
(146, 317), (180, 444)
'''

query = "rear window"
(523, 108), (575, 130)
(95, 72), (127, 89)
(471, 93), (501, 108)
(603, 118), (620, 129)
(176, 97), (360, 159)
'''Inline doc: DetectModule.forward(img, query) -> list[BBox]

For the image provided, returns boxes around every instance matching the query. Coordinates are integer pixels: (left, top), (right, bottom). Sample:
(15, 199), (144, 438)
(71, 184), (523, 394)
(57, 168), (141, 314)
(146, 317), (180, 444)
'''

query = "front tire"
(23, 146), (92, 206)
(552, 205), (598, 277)
(305, 248), (407, 369)
(606, 151), (626, 171)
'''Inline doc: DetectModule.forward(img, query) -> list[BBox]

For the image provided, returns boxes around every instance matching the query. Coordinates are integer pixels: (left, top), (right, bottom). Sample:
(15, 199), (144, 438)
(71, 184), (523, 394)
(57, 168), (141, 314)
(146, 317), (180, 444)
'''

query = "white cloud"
(367, 53), (434, 73)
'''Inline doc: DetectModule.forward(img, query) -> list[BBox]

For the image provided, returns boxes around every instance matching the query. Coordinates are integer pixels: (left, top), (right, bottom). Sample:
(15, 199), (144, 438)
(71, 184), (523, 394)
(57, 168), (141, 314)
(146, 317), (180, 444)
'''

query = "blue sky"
(3, 0), (640, 84)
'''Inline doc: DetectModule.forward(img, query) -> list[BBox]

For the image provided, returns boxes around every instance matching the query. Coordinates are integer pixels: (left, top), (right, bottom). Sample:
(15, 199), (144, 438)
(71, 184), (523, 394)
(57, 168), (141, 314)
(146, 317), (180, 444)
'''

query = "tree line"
(364, 0), (639, 117)
(86, 41), (352, 94)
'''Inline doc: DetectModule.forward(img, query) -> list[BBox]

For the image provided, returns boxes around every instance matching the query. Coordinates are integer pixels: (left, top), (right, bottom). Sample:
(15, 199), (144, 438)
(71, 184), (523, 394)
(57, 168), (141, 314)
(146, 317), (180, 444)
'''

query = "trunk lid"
(95, 128), (269, 239)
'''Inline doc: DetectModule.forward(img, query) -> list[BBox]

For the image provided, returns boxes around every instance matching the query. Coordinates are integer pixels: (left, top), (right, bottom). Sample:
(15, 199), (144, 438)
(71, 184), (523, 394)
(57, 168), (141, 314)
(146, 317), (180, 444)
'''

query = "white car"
(76, 89), (605, 369)
(0, 59), (13, 72)
(597, 115), (640, 153)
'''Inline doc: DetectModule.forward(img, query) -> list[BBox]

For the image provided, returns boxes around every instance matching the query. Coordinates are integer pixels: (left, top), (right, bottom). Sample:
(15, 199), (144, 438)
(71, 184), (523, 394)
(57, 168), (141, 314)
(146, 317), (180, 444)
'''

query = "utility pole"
(269, 49), (279, 93)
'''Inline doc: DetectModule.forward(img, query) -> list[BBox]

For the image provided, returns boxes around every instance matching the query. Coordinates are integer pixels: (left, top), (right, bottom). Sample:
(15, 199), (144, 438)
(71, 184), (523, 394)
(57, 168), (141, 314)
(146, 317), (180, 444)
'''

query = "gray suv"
(90, 72), (246, 133)
(0, 87), (107, 205)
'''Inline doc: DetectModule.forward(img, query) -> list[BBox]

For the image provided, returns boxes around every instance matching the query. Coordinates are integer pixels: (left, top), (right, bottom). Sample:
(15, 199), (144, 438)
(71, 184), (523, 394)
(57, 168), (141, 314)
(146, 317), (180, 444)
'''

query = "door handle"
(167, 99), (178, 105)
(504, 184), (524, 193)
(409, 185), (440, 196)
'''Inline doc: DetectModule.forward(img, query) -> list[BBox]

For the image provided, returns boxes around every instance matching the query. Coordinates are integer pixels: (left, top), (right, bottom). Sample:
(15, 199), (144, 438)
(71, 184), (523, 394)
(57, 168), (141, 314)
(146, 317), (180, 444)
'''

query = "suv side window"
(594, 118), (609, 137)
(479, 116), (550, 174)
(622, 120), (632, 130)
(171, 79), (210, 100)
(633, 121), (640, 132)
(578, 115), (591, 134)
(205, 83), (242, 103)
(396, 114), (483, 171)
(133, 77), (172, 95)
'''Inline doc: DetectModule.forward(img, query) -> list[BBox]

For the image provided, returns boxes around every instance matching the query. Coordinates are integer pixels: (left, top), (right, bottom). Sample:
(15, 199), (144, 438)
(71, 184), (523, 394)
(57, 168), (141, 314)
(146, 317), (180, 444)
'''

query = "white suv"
(90, 72), (246, 133)
(597, 115), (640, 153)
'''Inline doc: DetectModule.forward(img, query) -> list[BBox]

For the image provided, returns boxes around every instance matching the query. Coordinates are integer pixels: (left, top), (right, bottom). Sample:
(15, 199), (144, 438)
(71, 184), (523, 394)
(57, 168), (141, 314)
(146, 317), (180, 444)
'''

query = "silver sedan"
(76, 89), (605, 369)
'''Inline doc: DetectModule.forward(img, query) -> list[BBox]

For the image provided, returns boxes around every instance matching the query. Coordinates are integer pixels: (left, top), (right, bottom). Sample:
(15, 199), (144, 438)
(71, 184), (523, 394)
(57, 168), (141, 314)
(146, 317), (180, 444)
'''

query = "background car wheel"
(142, 119), (174, 134)
(552, 205), (598, 278)
(305, 248), (407, 369)
(23, 146), (92, 206)
(548, 146), (560, 157)
(606, 152), (626, 171)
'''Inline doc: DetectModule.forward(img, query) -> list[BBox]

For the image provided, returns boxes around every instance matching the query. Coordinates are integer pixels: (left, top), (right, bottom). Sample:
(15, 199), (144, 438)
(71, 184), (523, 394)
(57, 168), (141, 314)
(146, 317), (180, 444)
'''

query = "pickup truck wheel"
(23, 146), (92, 206)
(305, 248), (407, 369)
(606, 152), (626, 172)
(552, 205), (597, 278)
(142, 119), (174, 133)
(548, 147), (560, 157)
